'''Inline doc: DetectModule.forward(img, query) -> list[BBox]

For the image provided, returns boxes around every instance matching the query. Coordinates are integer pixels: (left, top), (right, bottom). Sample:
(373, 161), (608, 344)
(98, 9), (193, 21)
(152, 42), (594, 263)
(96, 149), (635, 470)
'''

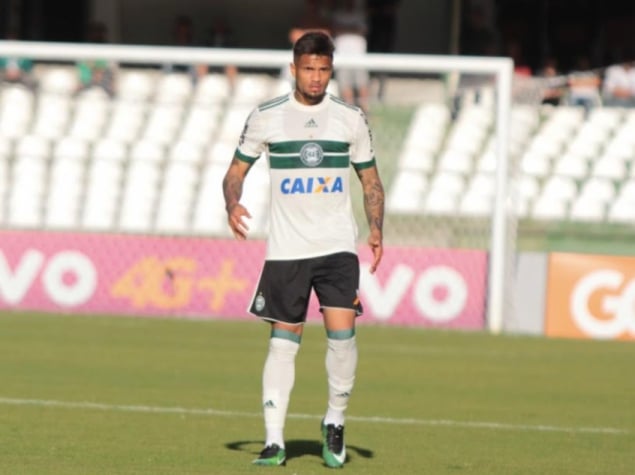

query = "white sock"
(262, 336), (300, 448)
(324, 336), (357, 427)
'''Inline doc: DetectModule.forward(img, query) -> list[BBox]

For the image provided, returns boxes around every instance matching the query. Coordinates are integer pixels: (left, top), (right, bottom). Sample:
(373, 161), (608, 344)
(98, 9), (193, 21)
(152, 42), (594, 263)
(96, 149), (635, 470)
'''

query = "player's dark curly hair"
(293, 31), (335, 61)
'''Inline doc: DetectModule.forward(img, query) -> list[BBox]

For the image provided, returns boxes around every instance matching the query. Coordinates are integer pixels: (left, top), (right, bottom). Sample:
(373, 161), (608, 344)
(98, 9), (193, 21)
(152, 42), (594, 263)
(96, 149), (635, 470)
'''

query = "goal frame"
(0, 40), (514, 334)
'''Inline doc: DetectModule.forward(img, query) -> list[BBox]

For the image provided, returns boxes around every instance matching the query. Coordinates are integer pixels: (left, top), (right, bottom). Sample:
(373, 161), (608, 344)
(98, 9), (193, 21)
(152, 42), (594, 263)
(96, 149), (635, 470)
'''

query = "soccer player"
(222, 31), (384, 468)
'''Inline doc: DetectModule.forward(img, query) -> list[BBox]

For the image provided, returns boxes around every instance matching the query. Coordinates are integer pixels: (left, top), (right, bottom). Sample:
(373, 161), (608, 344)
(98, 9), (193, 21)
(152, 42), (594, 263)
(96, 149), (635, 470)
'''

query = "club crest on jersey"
(281, 176), (344, 194)
(299, 142), (324, 167)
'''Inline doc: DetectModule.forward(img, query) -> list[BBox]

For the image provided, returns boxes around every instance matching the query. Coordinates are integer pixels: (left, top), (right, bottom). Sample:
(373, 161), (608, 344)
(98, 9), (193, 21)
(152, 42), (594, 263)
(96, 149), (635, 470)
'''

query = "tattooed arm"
(356, 165), (385, 273)
(222, 156), (253, 240)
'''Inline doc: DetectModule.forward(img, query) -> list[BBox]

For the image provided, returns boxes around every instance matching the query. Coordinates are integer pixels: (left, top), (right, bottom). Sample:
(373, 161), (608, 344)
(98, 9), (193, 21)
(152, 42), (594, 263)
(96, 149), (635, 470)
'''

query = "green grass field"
(1, 311), (633, 474)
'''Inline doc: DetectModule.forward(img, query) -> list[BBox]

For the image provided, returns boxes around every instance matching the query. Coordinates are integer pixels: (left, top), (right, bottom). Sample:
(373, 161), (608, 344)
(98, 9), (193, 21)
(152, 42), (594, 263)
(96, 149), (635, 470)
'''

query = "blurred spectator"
(460, 3), (500, 56)
(567, 56), (601, 113)
(281, 0), (331, 84)
(602, 60), (635, 107)
(76, 21), (116, 97)
(208, 18), (238, 91)
(330, 0), (370, 113)
(538, 57), (566, 106)
(366, 0), (401, 101)
(506, 40), (531, 77)
(0, 30), (36, 90)
(164, 15), (208, 86)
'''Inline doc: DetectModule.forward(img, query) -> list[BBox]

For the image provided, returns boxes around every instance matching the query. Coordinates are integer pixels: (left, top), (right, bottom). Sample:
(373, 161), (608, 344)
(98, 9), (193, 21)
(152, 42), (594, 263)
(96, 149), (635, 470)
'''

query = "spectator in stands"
(281, 0), (331, 85)
(0, 30), (36, 90)
(602, 60), (635, 108)
(566, 56), (601, 114)
(538, 57), (566, 106)
(459, 3), (500, 56)
(330, 0), (371, 113)
(366, 0), (401, 101)
(76, 21), (116, 97)
(208, 17), (238, 91)
(164, 15), (208, 86)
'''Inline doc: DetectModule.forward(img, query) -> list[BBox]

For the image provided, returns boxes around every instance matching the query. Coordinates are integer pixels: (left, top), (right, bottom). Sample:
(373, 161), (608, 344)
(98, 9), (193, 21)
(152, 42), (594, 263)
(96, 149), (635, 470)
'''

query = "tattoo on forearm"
(222, 160), (245, 211)
(363, 179), (384, 233)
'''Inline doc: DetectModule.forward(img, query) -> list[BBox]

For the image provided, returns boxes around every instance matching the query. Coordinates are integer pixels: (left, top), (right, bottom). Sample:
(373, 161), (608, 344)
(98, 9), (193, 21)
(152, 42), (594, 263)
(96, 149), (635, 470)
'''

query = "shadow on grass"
(226, 439), (374, 464)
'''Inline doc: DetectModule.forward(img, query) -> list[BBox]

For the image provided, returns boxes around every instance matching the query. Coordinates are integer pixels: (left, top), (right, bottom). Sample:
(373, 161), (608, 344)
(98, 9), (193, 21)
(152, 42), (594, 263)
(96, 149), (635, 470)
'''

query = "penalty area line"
(0, 396), (628, 436)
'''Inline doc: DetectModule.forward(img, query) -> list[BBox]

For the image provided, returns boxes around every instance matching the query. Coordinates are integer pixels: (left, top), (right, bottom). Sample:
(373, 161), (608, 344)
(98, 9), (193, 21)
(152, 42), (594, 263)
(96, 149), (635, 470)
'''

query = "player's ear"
(290, 62), (296, 80)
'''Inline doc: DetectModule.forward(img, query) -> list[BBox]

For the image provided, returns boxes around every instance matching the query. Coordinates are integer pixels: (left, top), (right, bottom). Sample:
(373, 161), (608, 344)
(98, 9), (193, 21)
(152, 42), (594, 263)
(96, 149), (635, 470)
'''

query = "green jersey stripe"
(269, 140), (350, 154)
(352, 158), (376, 170)
(270, 155), (350, 169)
(235, 149), (259, 164)
(259, 95), (289, 111)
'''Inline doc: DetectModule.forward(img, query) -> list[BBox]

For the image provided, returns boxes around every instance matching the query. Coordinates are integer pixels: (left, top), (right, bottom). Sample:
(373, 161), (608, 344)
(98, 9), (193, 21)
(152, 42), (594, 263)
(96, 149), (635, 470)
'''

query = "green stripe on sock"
(326, 328), (355, 340)
(271, 328), (302, 344)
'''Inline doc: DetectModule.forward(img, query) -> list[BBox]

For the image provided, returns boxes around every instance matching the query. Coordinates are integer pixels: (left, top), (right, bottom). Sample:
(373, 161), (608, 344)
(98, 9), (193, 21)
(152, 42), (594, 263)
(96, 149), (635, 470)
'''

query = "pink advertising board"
(0, 231), (486, 329)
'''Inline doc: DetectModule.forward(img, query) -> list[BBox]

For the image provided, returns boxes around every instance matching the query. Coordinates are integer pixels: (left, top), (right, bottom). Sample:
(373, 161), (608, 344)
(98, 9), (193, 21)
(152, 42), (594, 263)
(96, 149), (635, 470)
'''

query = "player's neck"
(293, 89), (326, 106)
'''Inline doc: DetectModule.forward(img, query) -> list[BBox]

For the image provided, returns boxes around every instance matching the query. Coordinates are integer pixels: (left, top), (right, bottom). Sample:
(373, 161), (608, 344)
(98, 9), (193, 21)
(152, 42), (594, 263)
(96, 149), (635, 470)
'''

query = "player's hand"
(227, 203), (252, 241)
(368, 230), (383, 274)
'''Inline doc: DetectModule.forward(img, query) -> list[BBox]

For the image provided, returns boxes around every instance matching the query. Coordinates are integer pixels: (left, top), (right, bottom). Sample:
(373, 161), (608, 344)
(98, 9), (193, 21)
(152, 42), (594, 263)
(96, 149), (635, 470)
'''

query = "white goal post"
(0, 40), (514, 334)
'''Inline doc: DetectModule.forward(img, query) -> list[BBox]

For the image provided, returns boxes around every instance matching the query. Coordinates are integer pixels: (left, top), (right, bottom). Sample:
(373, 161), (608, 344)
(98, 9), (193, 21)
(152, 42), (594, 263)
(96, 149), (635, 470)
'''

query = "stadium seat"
(569, 195), (606, 222)
(0, 85), (34, 138)
(397, 148), (434, 173)
(117, 70), (156, 102)
(530, 195), (568, 221)
(45, 156), (85, 228)
(579, 177), (616, 203)
(458, 192), (492, 217)
(68, 90), (110, 141)
(140, 103), (184, 145)
(53, 137), (89, 161)
(154, 72), (193, 105)
(81, 159), (123, 230)
(540, 175), (577, 202)
(15, 135), (50, 159)
(7, 155), (47, 227)
(92, 139), (127, 162)
(104, 101), (146, 143)
(591, 155), (627, 180)
(230, 74), (272, 106)
(169, 140), (204, 164)
(130, 140), (164, 163)
(155, 161), (198, 233)
(177, 105), (222, 147)
(207, 140), (238, 165)
(436, 148), (474, 175)
(193, 73), (231, 105)
(386, 171), (427, 213)
(191, 163), (232, 235)
(607, 198), (635, 223)
(519, 150), (551, 178)
(517, 175), (540, 202)
(423, 188), (458, 215)
(38, 66), (79, 96)
(32, 93), (72, 140)
(118, 160), (162, 231)
(552, 153), (588, 179)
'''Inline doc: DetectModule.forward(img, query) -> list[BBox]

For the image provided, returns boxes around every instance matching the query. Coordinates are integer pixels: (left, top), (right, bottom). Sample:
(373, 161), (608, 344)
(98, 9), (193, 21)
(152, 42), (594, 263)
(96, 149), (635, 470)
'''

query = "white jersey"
(235, 92), (375, 260)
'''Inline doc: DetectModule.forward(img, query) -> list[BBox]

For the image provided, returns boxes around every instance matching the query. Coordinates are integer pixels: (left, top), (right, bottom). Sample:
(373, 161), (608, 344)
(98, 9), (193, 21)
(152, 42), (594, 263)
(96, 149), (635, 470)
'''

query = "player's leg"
(248, 259), (312, 466)
(313, 252), (362, 468)
(256, 321), (303, 466)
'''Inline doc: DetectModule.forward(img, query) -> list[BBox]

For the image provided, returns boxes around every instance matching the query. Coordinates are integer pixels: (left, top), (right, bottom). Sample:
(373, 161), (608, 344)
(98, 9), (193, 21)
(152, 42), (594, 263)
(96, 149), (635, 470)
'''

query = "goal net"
(0, 40), (521, 333)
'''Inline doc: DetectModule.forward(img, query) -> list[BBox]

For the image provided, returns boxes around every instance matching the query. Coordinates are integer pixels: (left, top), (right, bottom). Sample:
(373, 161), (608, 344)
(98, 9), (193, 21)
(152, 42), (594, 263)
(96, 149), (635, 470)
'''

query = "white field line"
(0, 396), (628, 435)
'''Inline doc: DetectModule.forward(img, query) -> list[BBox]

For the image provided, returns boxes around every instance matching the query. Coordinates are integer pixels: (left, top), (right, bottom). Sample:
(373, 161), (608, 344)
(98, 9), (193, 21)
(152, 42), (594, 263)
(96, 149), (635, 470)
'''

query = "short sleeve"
(350, 109), (376, 170)
(235, 108), (267, 164)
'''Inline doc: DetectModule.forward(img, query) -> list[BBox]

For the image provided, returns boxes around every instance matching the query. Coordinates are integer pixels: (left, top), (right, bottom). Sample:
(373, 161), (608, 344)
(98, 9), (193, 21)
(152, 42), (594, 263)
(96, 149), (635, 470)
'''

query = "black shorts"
(248, 251), (363, 324)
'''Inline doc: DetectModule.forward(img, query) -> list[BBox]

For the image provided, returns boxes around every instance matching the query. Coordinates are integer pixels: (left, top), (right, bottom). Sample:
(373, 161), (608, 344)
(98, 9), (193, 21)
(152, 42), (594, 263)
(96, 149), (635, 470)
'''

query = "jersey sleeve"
(350, 110), (376, 170)
(235, 108), (267, 164)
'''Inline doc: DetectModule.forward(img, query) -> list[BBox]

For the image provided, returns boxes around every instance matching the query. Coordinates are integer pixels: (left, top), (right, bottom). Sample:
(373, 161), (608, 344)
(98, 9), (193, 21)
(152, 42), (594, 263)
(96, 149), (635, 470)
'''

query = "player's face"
(291, 54), (332, 105)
